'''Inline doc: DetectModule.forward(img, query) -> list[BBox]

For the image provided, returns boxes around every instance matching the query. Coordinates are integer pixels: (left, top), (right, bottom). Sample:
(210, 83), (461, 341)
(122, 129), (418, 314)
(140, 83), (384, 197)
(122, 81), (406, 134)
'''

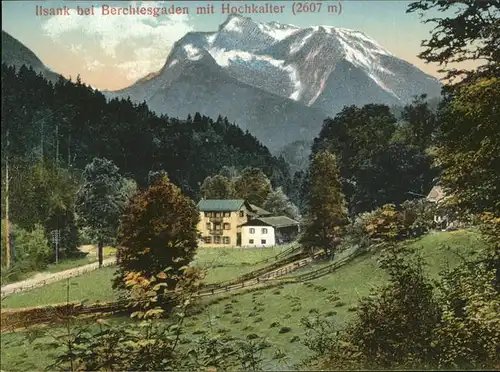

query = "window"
(249, 228), (255, 234)
(249, 239), (254, 244)
(262, 228), (268, 234)
(223, 223), (231, 230)
(215, 224), (222, 230)
(204, 212), (209, 217)
(224, 212), (230, 217)
(216, 212), (222, 217)
(206, 223), (211, 230)
(261, 239), (266, 245)
(214, 236), (221, 244)
(223, 237), (230, 244)
(204, 236), (212, 244)
(239, 211), (244, 217)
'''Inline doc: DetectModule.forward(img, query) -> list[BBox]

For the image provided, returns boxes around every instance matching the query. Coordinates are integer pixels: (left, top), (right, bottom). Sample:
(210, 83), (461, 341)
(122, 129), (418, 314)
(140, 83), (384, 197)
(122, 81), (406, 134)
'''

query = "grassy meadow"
(1, 245), (291, 309)
(0, 230), (489, 371)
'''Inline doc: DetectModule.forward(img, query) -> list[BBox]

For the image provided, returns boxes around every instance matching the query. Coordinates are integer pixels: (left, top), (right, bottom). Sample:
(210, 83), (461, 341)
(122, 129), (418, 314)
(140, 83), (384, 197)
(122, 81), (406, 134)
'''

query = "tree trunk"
(98, 239), (103, 268)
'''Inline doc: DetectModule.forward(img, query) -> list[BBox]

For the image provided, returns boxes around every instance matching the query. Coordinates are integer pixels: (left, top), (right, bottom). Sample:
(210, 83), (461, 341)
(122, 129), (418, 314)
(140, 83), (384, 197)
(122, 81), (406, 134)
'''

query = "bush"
(279, 326), (292, 334)
(344, 202), (438, 250)
(320, 242), (500, 370)
(1, 221), (52, 281)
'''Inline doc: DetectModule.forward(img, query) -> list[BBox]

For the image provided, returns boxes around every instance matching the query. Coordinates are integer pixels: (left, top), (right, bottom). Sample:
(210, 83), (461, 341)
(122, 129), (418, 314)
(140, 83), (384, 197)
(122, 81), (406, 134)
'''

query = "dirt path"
(1, 257), (116, 297)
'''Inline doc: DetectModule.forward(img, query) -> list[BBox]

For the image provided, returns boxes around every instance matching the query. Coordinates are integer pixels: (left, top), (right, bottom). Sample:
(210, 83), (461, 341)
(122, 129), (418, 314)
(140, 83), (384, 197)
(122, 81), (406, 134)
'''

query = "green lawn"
(193, 244), (292, 283)
(1, 266), (119, 309)
(1, 245), (292, 309)
(0, 230), (489, 371)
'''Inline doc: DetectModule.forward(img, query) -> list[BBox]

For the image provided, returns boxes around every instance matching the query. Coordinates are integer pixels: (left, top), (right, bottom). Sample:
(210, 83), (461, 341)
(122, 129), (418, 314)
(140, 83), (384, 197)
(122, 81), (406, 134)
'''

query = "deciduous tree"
(114, 174), (200, 303)
(234, 167), (272, 206)
(263, 187), (300, 220)
(200, 175), (235, 199)
(75, 158), (126, 266)
(407, 0), (500, 84)
(435, 77), (500, 215)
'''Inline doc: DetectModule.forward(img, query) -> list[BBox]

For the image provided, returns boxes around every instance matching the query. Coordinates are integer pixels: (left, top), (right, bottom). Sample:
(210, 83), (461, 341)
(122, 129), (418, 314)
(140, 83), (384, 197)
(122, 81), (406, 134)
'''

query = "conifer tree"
(300, 150), (349, 258)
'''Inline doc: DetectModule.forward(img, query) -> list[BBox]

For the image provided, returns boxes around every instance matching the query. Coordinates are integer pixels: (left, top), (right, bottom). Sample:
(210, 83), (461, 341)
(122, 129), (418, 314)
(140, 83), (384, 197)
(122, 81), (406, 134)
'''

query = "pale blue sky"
(1, 1), (446, 89)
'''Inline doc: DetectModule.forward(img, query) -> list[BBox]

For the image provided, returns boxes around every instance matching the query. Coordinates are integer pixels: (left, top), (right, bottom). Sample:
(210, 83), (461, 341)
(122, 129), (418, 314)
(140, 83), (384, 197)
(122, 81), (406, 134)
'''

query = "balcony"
(209, 216), (223, 223)
(209, 230), (223, 236)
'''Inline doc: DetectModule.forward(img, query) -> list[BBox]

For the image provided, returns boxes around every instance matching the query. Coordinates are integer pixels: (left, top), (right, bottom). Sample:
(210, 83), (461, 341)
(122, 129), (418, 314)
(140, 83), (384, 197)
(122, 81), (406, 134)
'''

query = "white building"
(239, 216), (300, 248)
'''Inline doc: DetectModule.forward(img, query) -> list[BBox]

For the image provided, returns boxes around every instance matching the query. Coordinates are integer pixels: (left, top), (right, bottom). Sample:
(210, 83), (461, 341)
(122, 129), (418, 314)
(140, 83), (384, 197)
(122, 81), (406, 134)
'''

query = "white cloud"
(42, 1), (194, 80)
(85, 59), (105, 72)
(70, 43), (83, 54)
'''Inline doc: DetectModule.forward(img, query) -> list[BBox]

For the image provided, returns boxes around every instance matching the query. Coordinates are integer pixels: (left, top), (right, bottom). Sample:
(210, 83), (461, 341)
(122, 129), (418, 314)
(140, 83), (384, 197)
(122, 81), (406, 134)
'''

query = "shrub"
(279, 327), (292, 334)
(301, 314), (337, 355)
(1, 222), (52, 281)
(321, 242), (500, 370)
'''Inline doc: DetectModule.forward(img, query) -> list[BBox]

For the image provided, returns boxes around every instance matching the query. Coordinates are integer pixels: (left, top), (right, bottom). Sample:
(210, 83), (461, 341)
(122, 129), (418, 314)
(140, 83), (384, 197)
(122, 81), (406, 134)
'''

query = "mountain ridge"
(1, 30), (61, 83)
(108, 14), (441, 151)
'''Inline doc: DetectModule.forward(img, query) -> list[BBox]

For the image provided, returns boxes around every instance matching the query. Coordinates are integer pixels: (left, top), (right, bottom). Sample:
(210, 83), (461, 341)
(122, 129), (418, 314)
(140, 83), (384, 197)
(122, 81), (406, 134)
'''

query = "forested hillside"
(1, 64), (290, 194)
(0, 63), (290, 256)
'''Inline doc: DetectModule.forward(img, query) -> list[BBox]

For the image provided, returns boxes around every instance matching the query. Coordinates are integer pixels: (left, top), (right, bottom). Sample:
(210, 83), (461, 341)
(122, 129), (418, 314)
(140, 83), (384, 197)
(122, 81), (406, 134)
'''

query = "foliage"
(114, 174), (200, 309)
(233, 167), (272, 206)
(1, 221), (52, 281)
(434, 77), (500, 215)
(1, 64), (290, 201)
(289, 170), (310, 215)
(75, 158), (127, 266)
(478, 212), (500, 291)
(2, 160), (80, 254)
(434, 257), (500, 369)
(393, 94), (438, 150)
(300, 313), (337, 355)
(321, 241), (500, 370)
(312, 104), (434, 214)
(407, 0), (500, 84)
(262, 187), (300, 220)
(300, 150), (349, 257)
(346, 201), (437, 249)
(200, 174), (235, 199)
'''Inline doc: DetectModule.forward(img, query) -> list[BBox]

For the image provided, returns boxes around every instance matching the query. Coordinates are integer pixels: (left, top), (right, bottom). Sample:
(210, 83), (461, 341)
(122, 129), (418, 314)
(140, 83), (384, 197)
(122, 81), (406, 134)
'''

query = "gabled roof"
(426, 186), (446, 203)
(249, 204), (272, 216)
(197, 199), (249, 212)
(240, 216), (299, 228)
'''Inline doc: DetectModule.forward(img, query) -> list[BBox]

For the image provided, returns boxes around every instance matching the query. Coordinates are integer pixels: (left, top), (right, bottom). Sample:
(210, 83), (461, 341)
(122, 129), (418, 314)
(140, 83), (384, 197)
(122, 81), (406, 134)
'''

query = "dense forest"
(0, 63), (290, 255)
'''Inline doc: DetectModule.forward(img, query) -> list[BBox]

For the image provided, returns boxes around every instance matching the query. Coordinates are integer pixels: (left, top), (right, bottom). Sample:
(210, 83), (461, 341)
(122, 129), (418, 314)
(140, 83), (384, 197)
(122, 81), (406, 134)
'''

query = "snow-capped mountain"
(109, 14), (442, 151)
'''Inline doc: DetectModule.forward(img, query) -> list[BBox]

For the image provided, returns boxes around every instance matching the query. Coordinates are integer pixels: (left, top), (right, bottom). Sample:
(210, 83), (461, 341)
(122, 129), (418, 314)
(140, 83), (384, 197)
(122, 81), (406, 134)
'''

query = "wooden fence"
(1, 258), (116, 298)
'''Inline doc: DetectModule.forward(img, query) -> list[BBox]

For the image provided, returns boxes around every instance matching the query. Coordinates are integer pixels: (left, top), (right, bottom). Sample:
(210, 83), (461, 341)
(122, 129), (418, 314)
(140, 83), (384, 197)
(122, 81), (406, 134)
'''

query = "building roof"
(197, 199), (248, 212)
(249, 204), (272, 216)
(426, 186), (446, 203)
(240, 216), (299, 228)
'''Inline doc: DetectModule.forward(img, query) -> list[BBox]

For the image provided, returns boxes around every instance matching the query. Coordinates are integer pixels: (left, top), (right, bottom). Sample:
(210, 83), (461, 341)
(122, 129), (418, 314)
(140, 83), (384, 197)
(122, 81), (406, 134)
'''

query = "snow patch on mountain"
(183, 44), (203, 61)
(257, 22), (300, 41)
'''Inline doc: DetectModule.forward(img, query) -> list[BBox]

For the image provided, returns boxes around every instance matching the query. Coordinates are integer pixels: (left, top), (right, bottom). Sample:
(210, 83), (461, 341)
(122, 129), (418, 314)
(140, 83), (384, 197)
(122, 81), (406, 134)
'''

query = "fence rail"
(1, 245), (378, 331)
